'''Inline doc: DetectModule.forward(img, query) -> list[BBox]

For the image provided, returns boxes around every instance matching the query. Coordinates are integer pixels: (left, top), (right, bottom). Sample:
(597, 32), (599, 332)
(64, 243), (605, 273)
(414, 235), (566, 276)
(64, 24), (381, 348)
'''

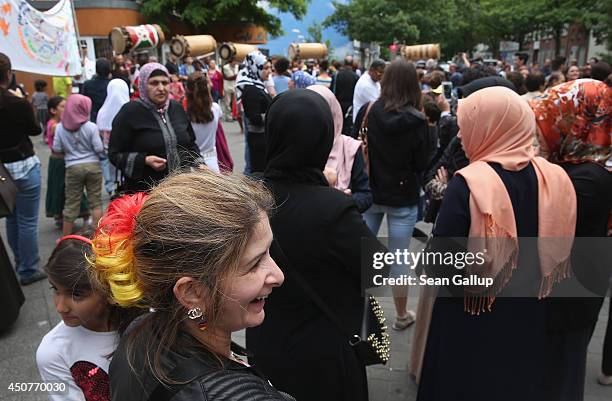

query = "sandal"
(392, 310), (416, 331)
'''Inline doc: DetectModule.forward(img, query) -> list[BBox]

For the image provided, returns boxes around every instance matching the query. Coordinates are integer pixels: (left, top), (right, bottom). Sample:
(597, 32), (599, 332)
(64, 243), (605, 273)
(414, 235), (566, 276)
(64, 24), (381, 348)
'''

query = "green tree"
(324, 0), (470, 59)
(140, 0), (310, 37)
(480, 0), (611, 57)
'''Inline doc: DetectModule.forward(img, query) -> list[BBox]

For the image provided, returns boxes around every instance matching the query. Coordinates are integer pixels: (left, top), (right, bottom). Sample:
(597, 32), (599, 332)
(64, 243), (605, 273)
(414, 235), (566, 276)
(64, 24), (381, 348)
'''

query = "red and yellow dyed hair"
(90, 192), (149, 308)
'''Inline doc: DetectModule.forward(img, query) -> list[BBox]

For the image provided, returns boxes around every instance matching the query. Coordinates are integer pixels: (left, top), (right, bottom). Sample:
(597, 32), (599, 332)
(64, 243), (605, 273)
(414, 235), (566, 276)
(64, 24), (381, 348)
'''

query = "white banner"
(0, 0), (81, 76)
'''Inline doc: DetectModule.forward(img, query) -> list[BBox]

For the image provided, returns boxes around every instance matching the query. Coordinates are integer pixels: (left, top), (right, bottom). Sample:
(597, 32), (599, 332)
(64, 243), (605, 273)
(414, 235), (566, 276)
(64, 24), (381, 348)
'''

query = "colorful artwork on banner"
(0, 0), (80, 76)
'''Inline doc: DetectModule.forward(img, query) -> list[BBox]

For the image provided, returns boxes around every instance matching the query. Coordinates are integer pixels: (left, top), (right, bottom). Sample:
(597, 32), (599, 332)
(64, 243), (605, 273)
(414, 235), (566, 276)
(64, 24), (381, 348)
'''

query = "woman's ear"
(173, 277), (207, 310)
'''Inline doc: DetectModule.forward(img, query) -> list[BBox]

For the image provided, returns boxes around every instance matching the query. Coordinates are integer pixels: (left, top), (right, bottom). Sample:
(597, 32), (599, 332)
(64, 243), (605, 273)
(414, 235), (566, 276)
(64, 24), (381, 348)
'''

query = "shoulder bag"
(272, 240), (390, 366)
(0, 163), (17, 218)
(0, 142), (22, 218)
(357, 102), (375, 174)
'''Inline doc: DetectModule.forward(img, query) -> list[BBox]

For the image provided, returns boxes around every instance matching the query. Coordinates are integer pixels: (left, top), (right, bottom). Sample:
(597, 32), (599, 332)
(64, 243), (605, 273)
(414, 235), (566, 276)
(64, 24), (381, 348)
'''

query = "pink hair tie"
(57, 235), (93, 245)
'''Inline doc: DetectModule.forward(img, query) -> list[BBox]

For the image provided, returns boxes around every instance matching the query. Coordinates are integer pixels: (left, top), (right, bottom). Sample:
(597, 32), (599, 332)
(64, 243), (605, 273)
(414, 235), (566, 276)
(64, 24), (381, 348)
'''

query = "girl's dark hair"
(34, 79), (48, 91)
(45, 230), (143, 334)
(186, 71), (213, 124)
(380, 59), (422, 112)
(47, 96), (64, 116)
(45, 230), (96, 293)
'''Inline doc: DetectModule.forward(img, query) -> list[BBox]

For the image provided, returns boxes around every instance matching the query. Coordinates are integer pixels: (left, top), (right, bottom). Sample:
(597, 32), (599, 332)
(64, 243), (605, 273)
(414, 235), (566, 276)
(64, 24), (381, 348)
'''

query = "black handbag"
(0, 163), (17, 218)
(272, 240), (390, 366)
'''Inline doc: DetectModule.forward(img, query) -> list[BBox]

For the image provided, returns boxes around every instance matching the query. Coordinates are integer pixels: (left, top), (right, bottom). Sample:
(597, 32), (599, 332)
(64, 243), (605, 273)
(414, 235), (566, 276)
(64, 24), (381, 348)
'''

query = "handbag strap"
(271, 240), (356, 341)
(360, 101), (375, 133)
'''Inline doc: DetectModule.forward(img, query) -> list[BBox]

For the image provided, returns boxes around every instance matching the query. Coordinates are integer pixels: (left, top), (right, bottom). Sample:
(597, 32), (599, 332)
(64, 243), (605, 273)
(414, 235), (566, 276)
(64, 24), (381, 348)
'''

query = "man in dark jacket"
(333, 56), (359, 135)
(82, 58), (111, 122)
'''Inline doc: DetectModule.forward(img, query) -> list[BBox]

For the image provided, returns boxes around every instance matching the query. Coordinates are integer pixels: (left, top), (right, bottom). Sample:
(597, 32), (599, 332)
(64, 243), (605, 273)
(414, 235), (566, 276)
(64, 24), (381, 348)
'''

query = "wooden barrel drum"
(287, 43), (328, 60)
(170, 35), (217, 59)
(219, 42), (258, 62)
(400, 44), (441, 60)
(109, 24), (165, 54)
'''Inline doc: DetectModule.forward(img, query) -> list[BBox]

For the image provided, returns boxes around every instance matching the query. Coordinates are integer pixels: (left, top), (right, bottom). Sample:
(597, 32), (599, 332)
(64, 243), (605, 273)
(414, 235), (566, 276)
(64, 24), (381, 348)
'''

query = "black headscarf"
(264, 89), (334, 186)
(457, 76), (517, 98)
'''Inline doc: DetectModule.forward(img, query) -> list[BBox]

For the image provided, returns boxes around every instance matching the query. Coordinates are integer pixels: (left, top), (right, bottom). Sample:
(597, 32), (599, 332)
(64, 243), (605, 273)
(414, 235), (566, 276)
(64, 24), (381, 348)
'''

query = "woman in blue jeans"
(0, 53), (45, 285)
(357, 60), (430, 329)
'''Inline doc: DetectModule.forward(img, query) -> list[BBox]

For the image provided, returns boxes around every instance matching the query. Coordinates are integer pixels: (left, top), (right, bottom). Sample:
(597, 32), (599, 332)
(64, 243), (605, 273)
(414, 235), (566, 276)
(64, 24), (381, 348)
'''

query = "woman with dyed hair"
(89, 170), (292, 400)
(109, 63), (202, 193)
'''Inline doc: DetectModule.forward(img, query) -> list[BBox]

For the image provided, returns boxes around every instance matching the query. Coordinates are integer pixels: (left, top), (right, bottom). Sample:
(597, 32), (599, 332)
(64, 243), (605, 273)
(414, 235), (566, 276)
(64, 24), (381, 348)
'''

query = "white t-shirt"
(352, 72), (381, 122)
(36, 322), (118, 401)
(191, 102), (222, 155)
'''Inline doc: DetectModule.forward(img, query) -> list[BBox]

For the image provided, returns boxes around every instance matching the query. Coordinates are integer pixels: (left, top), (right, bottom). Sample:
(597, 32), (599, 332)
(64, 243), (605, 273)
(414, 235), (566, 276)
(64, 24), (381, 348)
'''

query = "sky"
(258, 0), (353, 58)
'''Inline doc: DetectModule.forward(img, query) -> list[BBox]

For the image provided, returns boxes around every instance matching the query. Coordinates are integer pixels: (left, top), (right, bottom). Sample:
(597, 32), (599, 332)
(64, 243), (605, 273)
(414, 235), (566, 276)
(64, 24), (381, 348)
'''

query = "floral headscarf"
(529, 78), (611, 170)
(291, 70), (316, 89)
(138, 62), (170, 113)
(236, 51), (268, 102)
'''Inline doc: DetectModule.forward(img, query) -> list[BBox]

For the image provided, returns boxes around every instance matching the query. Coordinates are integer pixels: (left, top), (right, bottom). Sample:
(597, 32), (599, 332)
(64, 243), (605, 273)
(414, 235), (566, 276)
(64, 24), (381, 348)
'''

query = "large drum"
(171, 35), (217, 59)
(401, 44), (441, 60)
(109, 24), (165, 54)
(288, 43), (328, 60)
(219, 42), (258, 62)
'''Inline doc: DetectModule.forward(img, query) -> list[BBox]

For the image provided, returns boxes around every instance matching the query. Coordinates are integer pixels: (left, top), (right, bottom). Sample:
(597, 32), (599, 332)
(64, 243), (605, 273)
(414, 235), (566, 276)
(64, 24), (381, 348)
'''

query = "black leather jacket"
(110, 316), (295, 401)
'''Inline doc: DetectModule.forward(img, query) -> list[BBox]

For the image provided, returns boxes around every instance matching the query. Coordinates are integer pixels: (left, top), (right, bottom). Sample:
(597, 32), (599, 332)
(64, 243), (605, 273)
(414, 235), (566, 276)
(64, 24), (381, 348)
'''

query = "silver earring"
(187, 307), (203, 319)
(187, 307), (208, 331)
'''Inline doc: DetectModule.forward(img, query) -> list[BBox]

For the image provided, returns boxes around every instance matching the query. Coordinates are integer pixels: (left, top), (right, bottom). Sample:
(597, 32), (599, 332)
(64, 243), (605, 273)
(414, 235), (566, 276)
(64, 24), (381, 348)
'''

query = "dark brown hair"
(186, 71), (213, 124)
(0, 52), (10, 86)
(0, 52), (11, 101)
(380, 59), (422, 112)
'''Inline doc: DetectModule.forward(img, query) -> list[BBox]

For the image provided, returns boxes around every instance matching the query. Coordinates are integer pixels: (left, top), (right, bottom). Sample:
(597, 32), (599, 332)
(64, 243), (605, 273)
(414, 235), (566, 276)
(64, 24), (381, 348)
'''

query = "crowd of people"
(0, 43), (610, 401)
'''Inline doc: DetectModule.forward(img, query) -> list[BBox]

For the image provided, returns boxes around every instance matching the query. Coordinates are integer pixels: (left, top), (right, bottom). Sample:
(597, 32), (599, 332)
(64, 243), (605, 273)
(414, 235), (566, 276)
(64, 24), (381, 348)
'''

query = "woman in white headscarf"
(96, 79), (130, 194)
(236, 51), (272, 174)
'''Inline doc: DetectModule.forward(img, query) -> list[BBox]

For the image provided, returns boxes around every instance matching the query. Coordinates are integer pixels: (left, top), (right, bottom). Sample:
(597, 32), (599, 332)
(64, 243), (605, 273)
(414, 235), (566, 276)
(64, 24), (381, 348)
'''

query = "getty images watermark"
(360, 237), (612, 298)
(370, 248), (493, 287)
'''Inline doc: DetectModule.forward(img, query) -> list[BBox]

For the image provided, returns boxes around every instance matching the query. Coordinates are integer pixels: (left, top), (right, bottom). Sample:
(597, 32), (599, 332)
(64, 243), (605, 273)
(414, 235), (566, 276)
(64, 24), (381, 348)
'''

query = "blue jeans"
(100, 157), (116, 194)
(6, 164), (41, 280)
(364, 203), (418, 277)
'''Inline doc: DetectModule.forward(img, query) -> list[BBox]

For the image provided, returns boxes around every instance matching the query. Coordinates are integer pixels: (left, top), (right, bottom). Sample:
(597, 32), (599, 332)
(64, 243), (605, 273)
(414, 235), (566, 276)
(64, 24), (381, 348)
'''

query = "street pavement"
(0, 120), (610, 401)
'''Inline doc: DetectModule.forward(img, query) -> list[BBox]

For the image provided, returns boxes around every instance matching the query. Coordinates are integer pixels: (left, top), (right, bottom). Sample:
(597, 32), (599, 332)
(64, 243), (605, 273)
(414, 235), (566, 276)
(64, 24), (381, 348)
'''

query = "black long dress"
(417, 162), (567, 401)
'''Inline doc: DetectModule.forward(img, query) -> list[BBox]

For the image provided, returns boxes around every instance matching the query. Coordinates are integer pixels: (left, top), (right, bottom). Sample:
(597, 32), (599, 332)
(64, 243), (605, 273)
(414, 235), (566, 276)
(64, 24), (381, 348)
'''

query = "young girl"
(186, 71), (222, 172)
(168, 72), (185, 103)
(36, 233), (140, 401)
(45, 97), (89, 228)
(52, 95), (104, 235)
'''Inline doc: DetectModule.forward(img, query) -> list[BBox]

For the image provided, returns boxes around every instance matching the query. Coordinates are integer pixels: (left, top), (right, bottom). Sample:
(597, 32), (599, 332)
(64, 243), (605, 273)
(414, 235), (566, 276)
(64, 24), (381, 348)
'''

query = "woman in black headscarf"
(246, 89), (377, 401)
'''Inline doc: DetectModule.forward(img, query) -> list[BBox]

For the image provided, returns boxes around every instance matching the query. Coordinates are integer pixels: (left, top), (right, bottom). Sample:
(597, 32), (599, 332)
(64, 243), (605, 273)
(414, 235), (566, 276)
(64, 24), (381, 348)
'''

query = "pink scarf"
(308, 85), (361, 190)
(62, 94), (92, 131)
(456, 86), (576, 314)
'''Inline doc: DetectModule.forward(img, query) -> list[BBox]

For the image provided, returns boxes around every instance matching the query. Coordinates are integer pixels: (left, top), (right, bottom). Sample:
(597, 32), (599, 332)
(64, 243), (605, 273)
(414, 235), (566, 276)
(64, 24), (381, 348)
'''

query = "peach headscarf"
(456, 86), (576, 314)
(307, 85), (361, 190)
